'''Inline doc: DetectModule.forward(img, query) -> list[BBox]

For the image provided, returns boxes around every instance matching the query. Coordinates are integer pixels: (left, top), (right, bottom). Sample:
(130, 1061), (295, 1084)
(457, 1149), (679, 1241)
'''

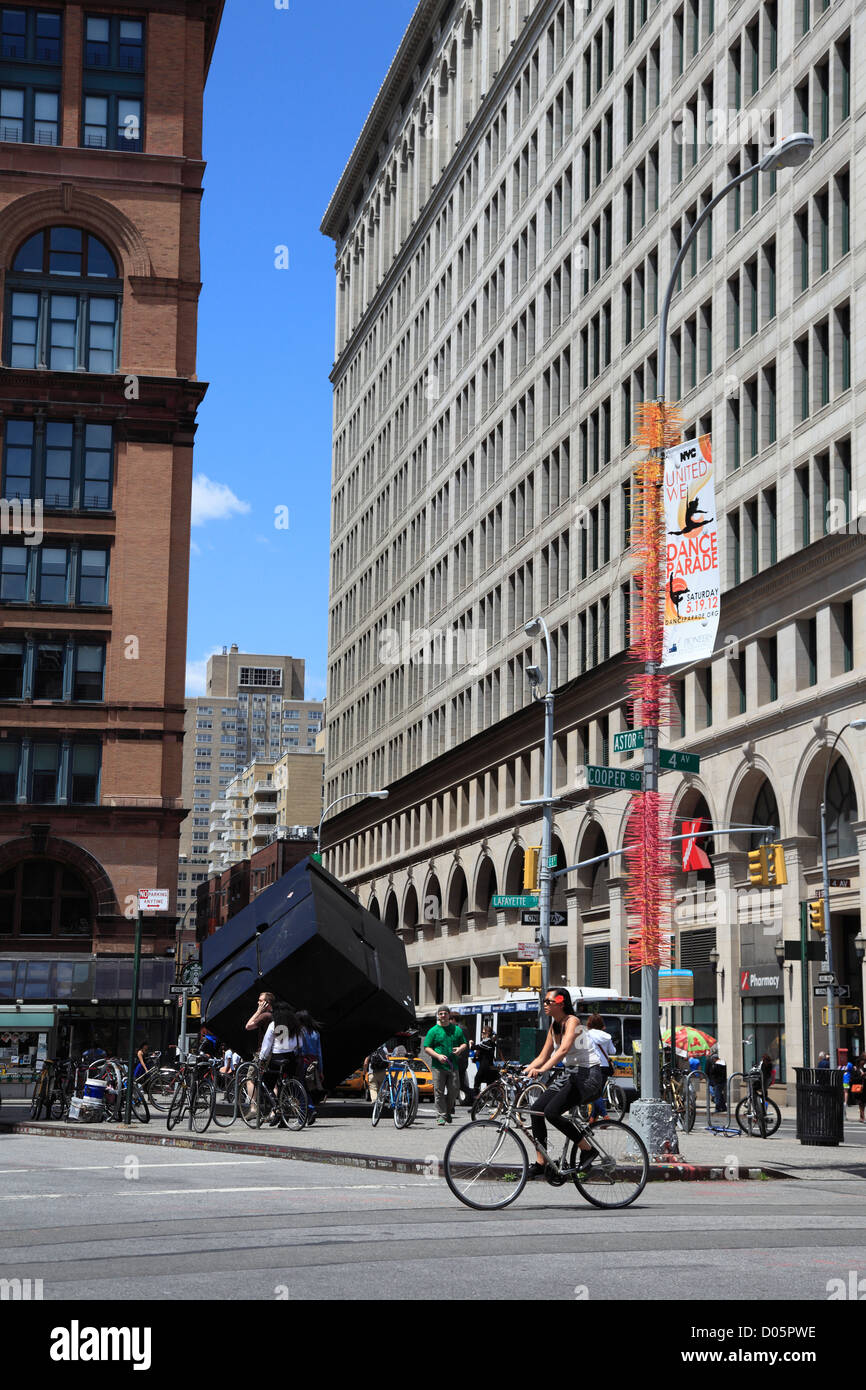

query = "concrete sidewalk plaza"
(4, 1098), (866, 1181)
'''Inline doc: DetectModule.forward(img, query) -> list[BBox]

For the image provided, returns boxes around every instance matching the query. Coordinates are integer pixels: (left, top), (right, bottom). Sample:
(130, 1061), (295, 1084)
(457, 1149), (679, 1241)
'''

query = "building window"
(85, 15), (144, 71)
(1, 8), (61, 63)
(2, 419), (113, 510)
(82, 92), (142, 151)
(0, 544), (110, 607)
(0, 739), (101, 804)
(0, 859), (92, 940)
(4, 228), (120, 372)
(0, 87), (59, 144)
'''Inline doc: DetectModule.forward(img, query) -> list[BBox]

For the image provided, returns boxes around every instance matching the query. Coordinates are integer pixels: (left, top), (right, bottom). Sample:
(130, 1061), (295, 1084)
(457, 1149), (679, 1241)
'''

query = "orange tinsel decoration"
(624, 401), (681, 969)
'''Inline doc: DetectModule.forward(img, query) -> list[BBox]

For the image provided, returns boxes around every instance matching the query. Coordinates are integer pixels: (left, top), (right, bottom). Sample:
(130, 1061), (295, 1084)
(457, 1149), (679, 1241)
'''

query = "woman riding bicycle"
(524, 989), (602, 1180)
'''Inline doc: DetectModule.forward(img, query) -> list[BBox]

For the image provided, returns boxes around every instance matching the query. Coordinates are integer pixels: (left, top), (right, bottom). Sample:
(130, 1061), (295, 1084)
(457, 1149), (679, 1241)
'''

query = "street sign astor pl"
(492, 894), (538, 909)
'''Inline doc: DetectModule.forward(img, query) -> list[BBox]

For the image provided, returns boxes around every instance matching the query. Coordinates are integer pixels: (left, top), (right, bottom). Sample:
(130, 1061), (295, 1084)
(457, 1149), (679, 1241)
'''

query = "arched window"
(0, 859), (92, 939)
(750, 782), (780, 851)
(826, 760), (858, 860)
(5, 227), (121, 372)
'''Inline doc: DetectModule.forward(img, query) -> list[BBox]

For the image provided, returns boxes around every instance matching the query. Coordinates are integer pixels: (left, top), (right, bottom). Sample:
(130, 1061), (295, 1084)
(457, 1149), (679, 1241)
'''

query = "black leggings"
(530, 1067), (603, 1152)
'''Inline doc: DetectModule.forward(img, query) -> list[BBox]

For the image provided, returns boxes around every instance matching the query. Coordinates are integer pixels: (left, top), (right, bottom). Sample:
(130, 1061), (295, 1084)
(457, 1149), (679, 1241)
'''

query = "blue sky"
(188, 0), (417, 699)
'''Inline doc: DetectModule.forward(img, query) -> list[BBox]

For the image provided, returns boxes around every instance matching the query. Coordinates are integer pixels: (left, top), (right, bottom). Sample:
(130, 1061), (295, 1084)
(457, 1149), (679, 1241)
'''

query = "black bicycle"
(735, 1064), (781, 1138)
(234, 1057), (308, 1131)
(166, 1055), (216, 1133)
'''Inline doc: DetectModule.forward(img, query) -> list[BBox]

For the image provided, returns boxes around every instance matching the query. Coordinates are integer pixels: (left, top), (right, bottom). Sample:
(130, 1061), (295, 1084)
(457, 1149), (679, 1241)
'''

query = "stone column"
(607, 874), (629, 995)
(708, 850), (743, 1078)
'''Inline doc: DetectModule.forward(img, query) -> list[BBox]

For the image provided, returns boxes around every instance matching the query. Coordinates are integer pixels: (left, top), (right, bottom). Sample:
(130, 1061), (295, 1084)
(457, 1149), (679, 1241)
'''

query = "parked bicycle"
(371, 1055), (419, 1129)
(29, 1058), (74, 1120)
(661, 1062), (697, 1133)
(165, 1055), (217, 1133)
(444, 1071), (649, 1211)
(234, 1057), (309, 1131)
(735, 1063), (781, 1138)
(471, 1062), (541, 1122)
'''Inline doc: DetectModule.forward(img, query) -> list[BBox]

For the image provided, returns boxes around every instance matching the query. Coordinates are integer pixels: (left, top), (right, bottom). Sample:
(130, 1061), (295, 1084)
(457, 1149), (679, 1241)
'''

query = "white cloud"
(191, 474), (251, 527)
(186, 646), (223, 696)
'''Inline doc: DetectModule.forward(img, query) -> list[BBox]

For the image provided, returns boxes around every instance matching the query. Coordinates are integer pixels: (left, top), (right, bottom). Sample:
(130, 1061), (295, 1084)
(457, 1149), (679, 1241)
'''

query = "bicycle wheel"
(166, 1080), (187, 1131)
(393, 1078), (412, 1130)
(606, 1084), (626, 1122)
(30, 1084), (45, 1121)
(470, 1081), (506, 1120)
(279, 1078), (308, 1131)
(762, 1097), (781, 1137)
(235, 1063), (260, 1128)
(405, 1073), (419, 1126)
(191, 1079), (215, 1133)
(516, 1081), (546, 1127)
(146, 1068), (179, 1113)
(212, 1073), (237, 1127)
(371, 1078), (390, 1127)
(131, 1086), (150, 1125)
(444, 1120), (529, 1211)
(569, 1119), (649, 1210)
(49, 1090), (68, 1121)
(736, 1095), (769, 1139)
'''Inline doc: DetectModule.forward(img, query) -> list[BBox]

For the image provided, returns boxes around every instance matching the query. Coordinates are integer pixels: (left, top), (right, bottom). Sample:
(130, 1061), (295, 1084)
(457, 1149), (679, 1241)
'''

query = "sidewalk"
(3, 1099), (866, 1181)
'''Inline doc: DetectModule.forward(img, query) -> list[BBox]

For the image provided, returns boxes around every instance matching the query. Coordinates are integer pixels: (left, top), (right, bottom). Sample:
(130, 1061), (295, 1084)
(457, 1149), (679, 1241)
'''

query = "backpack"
(370, 1047), (389, 1070)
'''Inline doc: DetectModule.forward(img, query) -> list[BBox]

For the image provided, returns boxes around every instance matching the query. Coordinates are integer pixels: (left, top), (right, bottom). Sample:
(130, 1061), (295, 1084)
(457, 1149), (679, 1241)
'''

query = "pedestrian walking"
(585, 1012), (616, 1121)
(133, 1041), (151, 1082)
(707, 1051), (727, 1112)
(365, 1043), (390, 1102)
(524, 990), (600, 1180)
(296, 1009), (323, 1123)
(471, 1023), (501, 1099)
(424, 1006), (467, 1124)
(848, 1054), (866, 1123)
(817, 1052), (830, 1069)
(449, 1010), (472, 1104)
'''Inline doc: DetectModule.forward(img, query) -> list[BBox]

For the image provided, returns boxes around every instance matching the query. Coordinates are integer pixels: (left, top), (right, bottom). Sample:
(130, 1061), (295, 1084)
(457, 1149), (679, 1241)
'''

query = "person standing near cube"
(424, 1006), (468, 1124)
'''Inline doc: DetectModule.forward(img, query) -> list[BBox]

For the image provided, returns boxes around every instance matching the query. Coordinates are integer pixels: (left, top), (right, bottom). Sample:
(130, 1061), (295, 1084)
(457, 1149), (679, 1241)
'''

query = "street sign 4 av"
(659, 749), (701, 773)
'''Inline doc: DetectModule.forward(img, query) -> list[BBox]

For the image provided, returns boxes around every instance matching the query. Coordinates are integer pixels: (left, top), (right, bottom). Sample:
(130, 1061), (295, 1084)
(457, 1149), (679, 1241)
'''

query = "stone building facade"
(321, 0), (864, 1079)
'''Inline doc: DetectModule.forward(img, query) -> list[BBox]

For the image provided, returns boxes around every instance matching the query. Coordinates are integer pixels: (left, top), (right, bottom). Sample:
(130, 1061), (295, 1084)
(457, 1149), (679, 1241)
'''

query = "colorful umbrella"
(661, 1026), (716, 1057)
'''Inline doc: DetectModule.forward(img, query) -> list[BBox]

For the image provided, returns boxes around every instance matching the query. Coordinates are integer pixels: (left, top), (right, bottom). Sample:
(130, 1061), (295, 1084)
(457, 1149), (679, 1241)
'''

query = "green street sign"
(548, 854), (558, 868)
(613, 729), (645, 754)
(492, 894), (539, 909)
(659, 749), (701, 773)
(578, 764), (643, 792)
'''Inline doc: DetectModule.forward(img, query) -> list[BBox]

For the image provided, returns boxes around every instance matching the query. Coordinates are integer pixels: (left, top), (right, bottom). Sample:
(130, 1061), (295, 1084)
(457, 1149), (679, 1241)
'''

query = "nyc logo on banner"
(662, 434), (720, 667)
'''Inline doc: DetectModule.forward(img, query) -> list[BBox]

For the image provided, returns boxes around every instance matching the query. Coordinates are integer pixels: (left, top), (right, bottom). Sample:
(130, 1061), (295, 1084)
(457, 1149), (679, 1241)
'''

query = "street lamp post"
(525, 616), (554, 1025)
(820, 720), (866, 1065)
(632, 133), (813, 1146)
(317, 788), (390, 858)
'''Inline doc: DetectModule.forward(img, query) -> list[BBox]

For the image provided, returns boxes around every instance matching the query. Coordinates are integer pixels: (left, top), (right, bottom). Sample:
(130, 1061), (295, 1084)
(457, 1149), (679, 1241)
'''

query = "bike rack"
(702, 1069), (742, 1136)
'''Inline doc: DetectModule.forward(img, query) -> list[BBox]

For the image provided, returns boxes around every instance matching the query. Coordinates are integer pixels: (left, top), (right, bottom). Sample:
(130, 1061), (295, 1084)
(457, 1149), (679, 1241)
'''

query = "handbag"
(851, 1083), (863, 1094)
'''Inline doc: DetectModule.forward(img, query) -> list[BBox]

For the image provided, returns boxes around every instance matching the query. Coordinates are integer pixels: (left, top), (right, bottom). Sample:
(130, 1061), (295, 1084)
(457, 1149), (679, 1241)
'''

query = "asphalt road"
(1, 1133), (865, 1306)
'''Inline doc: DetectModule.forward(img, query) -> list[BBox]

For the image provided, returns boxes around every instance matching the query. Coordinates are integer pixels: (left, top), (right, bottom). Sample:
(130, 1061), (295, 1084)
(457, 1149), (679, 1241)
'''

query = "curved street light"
(525, 615), (554, 1021)
(317, 788), (389, 857)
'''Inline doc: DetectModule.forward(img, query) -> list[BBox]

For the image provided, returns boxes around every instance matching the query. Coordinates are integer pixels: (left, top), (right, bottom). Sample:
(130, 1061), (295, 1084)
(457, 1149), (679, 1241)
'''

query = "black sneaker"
(445, 1113), (453, 1123)
(578, 1148), (597, 1171)
(526, 1164), (548, 1182)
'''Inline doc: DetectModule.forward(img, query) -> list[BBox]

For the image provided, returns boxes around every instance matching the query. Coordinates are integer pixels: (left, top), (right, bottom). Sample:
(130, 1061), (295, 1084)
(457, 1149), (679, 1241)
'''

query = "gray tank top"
(552, 1018), (592, 1068)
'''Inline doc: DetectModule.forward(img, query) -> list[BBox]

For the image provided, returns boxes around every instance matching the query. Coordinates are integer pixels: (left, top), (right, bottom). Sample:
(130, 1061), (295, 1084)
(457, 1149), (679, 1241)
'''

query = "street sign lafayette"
(577, 764), (643, 792)
(521, 910), (568, 927)
(492, 894), (538, 909)
(659, 749), (701, 773)
(138, 888), (169, 911)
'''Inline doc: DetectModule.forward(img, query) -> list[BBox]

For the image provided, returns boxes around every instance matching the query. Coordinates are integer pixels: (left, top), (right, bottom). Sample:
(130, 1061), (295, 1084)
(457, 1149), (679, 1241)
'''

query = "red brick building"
(0, 1), (223, 1057)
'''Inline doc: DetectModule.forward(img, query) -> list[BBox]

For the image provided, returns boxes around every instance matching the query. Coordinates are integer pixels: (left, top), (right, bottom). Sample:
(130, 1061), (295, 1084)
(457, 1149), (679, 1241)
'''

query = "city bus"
(442, 988), (648, 1097)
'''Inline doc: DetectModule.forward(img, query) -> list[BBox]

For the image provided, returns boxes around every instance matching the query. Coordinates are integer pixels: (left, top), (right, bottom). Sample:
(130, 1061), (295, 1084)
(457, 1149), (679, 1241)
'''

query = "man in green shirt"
(424, 1006), (468, 1124)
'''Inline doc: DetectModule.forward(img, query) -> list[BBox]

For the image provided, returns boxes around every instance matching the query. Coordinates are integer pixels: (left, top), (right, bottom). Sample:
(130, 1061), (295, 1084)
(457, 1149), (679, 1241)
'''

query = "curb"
(0, 1119), (795, 1181)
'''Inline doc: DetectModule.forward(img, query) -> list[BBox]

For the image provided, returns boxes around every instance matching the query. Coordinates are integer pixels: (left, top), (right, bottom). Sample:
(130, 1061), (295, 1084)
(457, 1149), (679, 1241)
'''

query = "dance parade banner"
(662, 434), (719, 667)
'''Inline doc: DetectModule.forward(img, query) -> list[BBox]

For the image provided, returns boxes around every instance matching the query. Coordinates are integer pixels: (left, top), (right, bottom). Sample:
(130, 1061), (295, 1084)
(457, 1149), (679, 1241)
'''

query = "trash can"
(795, 1067), (845, 1146)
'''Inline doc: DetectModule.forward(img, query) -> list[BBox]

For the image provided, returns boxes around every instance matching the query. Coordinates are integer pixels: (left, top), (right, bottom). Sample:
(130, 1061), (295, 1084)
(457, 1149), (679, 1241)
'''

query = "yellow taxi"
(407, 1055), (434, 1100)
(333, 1067), (367, 1097)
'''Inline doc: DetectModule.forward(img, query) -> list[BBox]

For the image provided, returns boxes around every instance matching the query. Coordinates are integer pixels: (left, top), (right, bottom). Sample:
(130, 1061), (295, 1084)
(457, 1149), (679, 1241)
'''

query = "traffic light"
(808, 899), (826, 935)
(841, 1006), (862, 1029)
(184, 994), (201, 1034)
(767, 843), (788, 886)
(747, 846), (770, 886)
(523, 846), (541, 893)
(528, 960), (543, 989)
(499, 964), (523, 989)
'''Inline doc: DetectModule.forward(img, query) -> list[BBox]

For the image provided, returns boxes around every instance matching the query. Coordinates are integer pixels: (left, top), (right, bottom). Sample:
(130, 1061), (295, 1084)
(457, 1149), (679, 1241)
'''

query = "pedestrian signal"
(841, 1007), (862, 1028)
(768, 843), (787, 886)
(499, 964), (523, 989)
(808, 899), (826, 935)
(528, 960), (543, 989)
(747, 846), (769, 886)
(523, 846), (541, 892)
